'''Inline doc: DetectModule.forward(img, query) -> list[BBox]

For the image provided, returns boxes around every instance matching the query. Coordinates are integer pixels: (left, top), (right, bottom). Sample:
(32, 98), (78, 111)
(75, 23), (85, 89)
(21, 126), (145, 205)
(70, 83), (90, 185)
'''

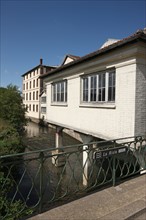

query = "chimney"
(40, 58), (43, 65)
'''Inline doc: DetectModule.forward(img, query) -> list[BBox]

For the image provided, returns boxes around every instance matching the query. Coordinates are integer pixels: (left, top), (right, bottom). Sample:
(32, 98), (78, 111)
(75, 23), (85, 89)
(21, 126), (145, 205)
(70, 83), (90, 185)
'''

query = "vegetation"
(0, 85), (31, 219)
(0, 85), (27, 155)
(0, 85), (27, 135)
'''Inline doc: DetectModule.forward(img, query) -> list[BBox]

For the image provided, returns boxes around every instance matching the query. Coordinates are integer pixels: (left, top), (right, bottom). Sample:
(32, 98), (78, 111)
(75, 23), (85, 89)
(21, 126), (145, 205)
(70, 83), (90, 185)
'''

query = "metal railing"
(0, 136), (146, 219)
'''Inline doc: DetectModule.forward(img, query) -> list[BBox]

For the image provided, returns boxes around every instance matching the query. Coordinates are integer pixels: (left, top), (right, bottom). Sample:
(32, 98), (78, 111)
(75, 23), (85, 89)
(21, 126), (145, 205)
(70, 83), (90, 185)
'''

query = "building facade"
(22, 59), (56, 121)
(41, 29), (146, 140)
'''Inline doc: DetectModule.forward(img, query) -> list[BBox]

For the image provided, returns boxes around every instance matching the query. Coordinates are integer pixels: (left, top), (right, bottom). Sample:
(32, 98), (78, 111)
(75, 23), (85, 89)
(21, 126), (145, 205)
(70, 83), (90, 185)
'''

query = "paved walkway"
(28, 174), (146, 220)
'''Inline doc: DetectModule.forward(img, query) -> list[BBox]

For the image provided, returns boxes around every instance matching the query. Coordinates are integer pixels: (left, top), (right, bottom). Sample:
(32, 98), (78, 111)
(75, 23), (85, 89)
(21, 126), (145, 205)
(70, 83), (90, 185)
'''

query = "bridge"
(0, 136), (146, 219)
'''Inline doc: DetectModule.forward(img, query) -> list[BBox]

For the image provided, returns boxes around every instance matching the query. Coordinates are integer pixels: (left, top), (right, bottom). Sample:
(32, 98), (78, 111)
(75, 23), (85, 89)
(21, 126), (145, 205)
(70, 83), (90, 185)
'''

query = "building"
(40, 29), (146, 140)
(22, 59), (56, 121)
(40, 54), (80, 120)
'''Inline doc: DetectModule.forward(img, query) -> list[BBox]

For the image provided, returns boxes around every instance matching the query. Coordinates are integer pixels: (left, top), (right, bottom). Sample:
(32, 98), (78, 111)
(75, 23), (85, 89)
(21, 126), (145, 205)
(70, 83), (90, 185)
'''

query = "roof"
(40, 29), (146, 79)
(21, 65), (56, 77)
(61, 54), (80, 66)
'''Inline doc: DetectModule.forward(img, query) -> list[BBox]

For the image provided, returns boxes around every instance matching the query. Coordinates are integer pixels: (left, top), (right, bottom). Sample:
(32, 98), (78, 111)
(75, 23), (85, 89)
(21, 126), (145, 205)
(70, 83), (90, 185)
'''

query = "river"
(25, 121), (80, 150)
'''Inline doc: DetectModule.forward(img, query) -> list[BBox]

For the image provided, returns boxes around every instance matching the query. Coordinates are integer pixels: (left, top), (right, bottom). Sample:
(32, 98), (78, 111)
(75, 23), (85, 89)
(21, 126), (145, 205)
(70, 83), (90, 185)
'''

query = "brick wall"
(135, 61), (146, 136)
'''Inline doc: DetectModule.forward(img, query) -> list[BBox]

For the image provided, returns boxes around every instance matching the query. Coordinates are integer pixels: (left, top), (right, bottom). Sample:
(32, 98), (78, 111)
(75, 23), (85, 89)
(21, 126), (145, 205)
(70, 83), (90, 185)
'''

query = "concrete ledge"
(126, 207), (146, 220)
(28, 174), (146, 220)
(99, 199), (146, 220)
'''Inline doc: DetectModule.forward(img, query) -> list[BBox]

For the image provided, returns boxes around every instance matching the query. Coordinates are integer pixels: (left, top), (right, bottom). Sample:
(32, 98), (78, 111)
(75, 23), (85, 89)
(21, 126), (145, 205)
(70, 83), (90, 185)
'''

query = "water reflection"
(25, 122), (50, 138)
(25, 122), (80, 150)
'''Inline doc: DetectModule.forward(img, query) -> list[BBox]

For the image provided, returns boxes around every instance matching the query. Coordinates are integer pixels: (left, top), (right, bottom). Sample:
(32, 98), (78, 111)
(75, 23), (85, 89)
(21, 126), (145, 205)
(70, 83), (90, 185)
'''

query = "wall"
(135, 53), (146, 136)
(23, 67), (41, 119)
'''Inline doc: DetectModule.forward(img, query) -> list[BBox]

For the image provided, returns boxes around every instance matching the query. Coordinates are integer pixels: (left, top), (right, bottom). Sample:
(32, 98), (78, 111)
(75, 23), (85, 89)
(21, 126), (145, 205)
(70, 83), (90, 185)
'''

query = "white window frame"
(51, 80), (67, 105)
(81, 69), (115, 107)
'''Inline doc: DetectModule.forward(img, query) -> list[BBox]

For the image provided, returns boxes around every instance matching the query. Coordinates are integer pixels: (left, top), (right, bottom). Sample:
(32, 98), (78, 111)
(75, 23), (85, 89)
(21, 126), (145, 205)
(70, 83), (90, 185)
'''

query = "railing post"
(112, 141), (116, 186)
(83, 144), (89, 186)
(39, 152), (44, 213)
(112, 156), (116, 186)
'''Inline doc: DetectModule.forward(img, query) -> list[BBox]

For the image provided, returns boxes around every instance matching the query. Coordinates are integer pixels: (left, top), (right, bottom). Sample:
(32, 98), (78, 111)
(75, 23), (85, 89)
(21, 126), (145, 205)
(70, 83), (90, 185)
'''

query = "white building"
(40, 54), (80, 120)
(22, 59), (56, 121)
(41, 29), (146, 140)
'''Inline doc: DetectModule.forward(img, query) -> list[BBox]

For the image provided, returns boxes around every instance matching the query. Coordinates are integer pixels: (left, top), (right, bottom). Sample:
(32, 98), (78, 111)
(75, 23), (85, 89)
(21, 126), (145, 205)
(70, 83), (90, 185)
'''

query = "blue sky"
(0, 0), (146, 89)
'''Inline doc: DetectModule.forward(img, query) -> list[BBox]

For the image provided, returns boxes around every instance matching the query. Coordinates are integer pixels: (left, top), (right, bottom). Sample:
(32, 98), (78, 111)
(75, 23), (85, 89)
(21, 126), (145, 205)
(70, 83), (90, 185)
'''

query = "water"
(25, 121), (80, 150)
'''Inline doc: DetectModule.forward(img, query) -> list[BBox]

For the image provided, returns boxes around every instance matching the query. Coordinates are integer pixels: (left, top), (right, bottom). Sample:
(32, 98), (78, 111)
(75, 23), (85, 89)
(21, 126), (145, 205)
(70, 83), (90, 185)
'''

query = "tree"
(0, 85), (27, 135)
(0, 85), (32, 218)
(0, 122), (25, 155)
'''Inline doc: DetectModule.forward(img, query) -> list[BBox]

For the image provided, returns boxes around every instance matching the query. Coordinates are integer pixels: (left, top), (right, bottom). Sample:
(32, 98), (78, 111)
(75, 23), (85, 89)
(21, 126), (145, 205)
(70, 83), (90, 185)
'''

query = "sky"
(0, 0), (146, 90)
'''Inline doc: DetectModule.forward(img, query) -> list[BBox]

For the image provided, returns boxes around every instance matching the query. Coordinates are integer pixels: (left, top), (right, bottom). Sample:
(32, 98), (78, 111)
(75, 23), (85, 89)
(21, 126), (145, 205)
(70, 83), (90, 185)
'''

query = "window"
(26, 93), (28, 100)
(33, 92), (35, 100)
(36, 91), (38, 100)
(41, 107), (46, 113)
(33, 80), (35, 88)
(30, 81), (31, 89)
(36, 78), (38, 87)
(29, 92), (31, 100)
(36, 105), (38, 112)
(29, 104), (31, 111)
(23, 84), (25, 90)
(41, 96), (46, 103)
(52, 81), (67, 103)
(33, 104), (35, 112)
(81, 69), (115, 103)
(26, 82), (28, 90)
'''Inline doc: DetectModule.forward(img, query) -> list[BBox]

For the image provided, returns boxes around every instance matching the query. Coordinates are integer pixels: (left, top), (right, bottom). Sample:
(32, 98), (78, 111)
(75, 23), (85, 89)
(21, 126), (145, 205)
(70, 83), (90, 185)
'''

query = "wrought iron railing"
(0, 136), (146, 219)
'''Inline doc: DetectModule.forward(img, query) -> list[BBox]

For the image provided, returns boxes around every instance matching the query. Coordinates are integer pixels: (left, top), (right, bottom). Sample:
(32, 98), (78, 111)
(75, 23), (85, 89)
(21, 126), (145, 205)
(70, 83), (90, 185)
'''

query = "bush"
(0, 172), (32, 220)
(0, 126), (25, 156)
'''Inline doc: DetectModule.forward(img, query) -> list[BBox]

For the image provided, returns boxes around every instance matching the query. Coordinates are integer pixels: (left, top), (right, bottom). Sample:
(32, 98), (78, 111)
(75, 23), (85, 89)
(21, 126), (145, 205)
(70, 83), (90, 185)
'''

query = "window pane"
(41, 107), (46, 113)
(102, 88), (105, 101)
(90, 76), (97, 101)
(98, 73), (105, 101)
(61, 92), (64, 101)
(108, 72), (115, 101)
(83, 78), (88, 102)
(53, 85), (56, 102)
(83, 90), (88, 101)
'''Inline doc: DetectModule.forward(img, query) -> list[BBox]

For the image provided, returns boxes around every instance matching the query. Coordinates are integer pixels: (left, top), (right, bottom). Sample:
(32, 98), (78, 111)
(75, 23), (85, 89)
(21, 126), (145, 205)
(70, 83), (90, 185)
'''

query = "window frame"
(51, 80), (67, 105)
(41, 107), (46, 114)
(81, 69), (116, 108)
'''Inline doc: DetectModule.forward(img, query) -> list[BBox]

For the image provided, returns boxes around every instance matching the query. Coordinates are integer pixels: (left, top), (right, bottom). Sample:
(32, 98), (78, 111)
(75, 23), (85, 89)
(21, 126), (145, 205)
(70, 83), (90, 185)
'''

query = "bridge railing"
(0, 136), (146, 219)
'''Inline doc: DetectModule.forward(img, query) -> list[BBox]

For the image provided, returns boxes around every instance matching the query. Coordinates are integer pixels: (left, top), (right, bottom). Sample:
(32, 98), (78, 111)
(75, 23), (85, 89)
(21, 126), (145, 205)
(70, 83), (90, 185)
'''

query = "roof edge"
(21, 65), (56, 77)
